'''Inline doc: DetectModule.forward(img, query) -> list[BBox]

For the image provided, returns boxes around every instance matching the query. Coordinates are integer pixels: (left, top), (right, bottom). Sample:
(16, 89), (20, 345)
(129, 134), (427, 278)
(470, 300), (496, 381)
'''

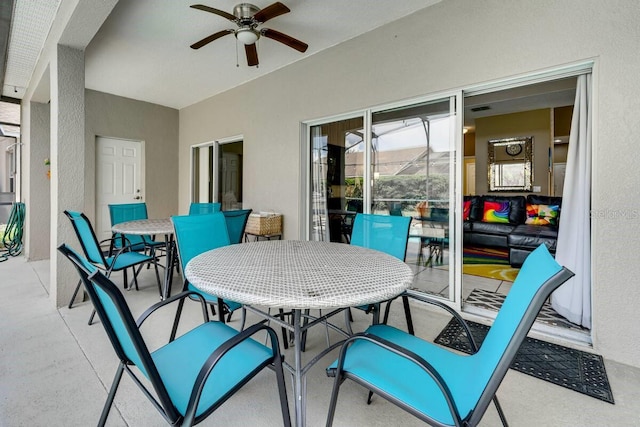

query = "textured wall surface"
(85, 90), (179, 221)
(179, 0), (640, 367)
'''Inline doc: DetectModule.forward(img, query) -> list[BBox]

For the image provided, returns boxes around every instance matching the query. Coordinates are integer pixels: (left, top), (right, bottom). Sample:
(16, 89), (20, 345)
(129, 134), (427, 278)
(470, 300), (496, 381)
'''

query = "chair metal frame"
(58, 244), (291, 427)
(326, 245), (574, 427)
(65, 210), (162, 324)
(170, 212), (245, 341)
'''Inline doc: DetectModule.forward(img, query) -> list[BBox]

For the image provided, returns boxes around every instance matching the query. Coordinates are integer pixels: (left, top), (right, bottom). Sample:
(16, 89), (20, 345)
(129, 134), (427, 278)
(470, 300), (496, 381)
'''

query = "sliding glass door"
(306, 94), (461, 302)
(309, 116), (364, 243)
(191, 139), (244, 210)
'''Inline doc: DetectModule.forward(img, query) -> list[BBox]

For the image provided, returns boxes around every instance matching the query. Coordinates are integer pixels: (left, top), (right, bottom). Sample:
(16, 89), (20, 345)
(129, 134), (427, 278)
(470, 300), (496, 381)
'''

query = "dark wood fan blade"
(253, 2), (290, 23)
(190, 4), (236, 22)
(245, 43), (259, 66)
(190, 29), (234, 49)
(262, 28), (308, 52)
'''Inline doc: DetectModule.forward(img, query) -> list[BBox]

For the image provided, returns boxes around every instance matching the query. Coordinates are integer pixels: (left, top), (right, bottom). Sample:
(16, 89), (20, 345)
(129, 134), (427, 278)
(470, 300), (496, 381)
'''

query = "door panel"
(96, 137), (143, 240)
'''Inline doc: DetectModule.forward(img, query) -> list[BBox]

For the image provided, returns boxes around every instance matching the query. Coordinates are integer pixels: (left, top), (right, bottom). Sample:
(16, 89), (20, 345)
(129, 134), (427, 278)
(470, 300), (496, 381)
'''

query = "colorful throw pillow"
(482, 201), (510, 223)
(463, 200), (471, 220)
(526, 204), (559, 226)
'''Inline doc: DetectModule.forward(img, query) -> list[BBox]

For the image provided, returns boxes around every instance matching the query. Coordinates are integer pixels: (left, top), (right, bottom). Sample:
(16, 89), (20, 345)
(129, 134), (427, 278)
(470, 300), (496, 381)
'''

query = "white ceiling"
(80, 0), (441, 109)
(3, 0), (576, 117)
(2, 0), (61, 99)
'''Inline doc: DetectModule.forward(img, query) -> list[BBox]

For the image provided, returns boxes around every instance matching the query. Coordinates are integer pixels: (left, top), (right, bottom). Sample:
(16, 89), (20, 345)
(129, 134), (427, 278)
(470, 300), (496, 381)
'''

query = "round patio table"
(185, 239), (413, 427)
(111, 218), (175, 299)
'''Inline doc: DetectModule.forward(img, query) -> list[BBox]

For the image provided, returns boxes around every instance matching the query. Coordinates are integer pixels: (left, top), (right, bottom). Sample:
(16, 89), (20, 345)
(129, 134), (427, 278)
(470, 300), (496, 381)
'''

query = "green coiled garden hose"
(0, 202), (25, 262)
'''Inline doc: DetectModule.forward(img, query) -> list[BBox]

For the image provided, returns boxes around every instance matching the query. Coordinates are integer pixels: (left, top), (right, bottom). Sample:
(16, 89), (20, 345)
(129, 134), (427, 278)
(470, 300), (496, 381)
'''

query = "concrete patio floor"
(1, 255), (639, 426)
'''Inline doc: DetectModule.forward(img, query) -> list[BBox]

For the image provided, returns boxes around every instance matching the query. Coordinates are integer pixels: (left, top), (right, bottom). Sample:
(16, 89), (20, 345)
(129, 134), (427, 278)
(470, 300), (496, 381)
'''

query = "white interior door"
(96, 137), (143, 240)
(466, 161), (476, 195)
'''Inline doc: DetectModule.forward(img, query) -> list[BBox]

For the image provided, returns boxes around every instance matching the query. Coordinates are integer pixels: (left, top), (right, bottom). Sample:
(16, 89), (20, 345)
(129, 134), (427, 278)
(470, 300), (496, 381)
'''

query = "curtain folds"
(311, 126), (329, 241)
(551, 74), (592, 329)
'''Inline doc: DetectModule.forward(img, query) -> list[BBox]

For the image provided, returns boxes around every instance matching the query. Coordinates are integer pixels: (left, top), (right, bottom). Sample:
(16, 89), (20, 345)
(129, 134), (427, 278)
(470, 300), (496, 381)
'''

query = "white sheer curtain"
(551, 74), (592, 329)
(311, 126), (330, 241)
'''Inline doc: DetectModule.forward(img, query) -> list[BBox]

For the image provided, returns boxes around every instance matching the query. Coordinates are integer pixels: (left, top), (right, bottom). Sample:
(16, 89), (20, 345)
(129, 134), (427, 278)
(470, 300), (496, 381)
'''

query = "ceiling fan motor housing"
(234, 3), (260, 22)
(190, 2), (308, 66)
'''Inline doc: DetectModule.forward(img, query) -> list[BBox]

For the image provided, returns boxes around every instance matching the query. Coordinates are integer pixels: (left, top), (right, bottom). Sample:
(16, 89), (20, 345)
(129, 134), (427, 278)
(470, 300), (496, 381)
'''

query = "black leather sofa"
(464, 194), (562, 267)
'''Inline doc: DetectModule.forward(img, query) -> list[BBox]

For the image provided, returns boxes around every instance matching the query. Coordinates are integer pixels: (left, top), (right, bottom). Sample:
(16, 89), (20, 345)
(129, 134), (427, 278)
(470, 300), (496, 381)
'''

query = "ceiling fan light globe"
(236, 28), (259, 45)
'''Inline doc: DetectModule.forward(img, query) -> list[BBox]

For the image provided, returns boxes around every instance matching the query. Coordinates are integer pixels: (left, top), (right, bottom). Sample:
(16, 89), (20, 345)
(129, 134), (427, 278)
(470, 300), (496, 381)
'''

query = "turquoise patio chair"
(108, 202), (166, 253)
(348, 213), (413, 334)
(58, 244), (291, 427)
(222, 208), (253, 243)
(108, 202), (167, 281)
(188, 202), (221, 215)
(326, 244), (574, 427)
(170, 212), (244, 341)
(64, 210), (162, 324)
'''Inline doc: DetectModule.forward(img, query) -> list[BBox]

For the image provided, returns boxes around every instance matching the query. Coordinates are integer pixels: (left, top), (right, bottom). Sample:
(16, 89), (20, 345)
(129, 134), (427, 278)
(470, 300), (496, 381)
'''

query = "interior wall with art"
(475, 109), (551, 195)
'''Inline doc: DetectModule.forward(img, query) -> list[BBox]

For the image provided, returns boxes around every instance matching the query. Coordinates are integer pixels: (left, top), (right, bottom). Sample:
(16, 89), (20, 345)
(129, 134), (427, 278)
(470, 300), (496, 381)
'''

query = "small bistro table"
(185, 239), (414, 427)
(111, 218), (175, 299)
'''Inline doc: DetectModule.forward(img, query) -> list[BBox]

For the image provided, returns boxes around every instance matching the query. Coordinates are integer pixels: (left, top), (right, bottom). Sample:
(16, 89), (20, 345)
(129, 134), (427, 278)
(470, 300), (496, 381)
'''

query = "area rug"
(465, 288), (589, 333)
(462, 246), (519, 282)
(434, 319), (614, 403)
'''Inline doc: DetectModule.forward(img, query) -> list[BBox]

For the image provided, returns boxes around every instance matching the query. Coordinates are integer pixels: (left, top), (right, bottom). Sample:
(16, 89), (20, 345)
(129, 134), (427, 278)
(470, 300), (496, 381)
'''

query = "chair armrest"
(136, 290), (209, 327)
(329, 332), (463, 426)
(183, 322), (283, 424)
(403, 290), (480, 353)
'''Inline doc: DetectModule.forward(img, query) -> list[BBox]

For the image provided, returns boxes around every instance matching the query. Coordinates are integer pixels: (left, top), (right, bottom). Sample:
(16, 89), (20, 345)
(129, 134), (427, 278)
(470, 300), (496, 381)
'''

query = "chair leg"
(99, 363), (125, 427)
(169, 296), (186, 342)
(212, 303), (223, 322)
(151, 258), (162, 298)
(493, 395), (509, 427)
(273, 353), (292, 427)
(239, 307), (247, 331)
(401, 295), (415, 336)
(344, 309), (354, 336)
(279, 308), (289, 350)
(131, 267), (140, 291)
(68, 279), (83, 309)
(88, 308), (97, 325)
(326, 371), (343, 427)
(381, 295), (415, 336)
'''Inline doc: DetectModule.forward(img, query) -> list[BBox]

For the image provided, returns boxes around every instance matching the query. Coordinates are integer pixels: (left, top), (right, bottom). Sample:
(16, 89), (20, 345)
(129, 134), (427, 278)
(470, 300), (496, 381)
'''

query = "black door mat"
(434, 319), (614, 404)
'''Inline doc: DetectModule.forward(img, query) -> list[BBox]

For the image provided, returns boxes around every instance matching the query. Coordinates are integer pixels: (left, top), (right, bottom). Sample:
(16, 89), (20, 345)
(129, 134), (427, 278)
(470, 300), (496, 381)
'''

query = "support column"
(23, 101), (51, 262)
(50, 44), (85, 307)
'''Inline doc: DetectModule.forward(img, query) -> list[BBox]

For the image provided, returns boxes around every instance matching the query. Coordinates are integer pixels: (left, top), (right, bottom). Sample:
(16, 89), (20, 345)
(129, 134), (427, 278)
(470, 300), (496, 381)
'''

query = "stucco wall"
(85, 90), (179, 220)
(179, 0), (640, 367)
(25, 102), (51, 261)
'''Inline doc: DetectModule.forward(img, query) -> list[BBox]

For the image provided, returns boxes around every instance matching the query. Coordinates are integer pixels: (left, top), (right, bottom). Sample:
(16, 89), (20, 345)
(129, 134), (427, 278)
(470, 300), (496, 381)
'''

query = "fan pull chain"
(235, 38), (240, 67)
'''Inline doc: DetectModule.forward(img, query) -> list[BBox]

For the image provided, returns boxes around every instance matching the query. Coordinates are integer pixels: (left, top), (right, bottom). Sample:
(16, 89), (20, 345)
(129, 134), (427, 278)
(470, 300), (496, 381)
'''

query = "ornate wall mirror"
(488, 136), (533, 191)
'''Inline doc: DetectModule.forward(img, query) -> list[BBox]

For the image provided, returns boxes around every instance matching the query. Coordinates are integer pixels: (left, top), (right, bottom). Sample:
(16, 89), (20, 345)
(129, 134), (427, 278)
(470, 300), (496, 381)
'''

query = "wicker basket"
(245, 213), (282, 235)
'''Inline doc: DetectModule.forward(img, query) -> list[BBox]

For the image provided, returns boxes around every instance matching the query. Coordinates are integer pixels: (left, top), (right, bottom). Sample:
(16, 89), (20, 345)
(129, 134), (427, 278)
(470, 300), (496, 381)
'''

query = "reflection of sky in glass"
(314, 114), (453, 159)
(373, 116), (452, 153)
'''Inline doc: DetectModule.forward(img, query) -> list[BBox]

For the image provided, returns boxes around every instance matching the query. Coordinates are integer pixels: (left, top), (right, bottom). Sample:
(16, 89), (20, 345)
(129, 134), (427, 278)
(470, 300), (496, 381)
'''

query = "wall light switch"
(533, 186), (541, 192)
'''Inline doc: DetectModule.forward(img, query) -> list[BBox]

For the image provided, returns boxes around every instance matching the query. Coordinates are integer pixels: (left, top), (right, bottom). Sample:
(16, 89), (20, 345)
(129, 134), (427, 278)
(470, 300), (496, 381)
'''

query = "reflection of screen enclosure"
(309, 98), (457, 243)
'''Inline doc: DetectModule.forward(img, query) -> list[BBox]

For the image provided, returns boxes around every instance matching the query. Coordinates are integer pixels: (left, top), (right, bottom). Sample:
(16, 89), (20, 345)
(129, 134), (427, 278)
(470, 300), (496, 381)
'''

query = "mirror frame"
(487, 136), (534, 192)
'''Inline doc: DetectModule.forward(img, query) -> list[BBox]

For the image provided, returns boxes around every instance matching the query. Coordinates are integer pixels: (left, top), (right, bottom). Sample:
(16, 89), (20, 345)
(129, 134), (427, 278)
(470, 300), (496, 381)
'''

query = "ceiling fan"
(190, 2), (309, 67)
